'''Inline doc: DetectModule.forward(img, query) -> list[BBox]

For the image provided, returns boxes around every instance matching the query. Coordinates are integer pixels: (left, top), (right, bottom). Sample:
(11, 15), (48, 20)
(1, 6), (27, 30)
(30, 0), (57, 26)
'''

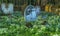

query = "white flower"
(8, 3), (14, 14)
(53, 34), (58, 36)
(1, 3), (5, 10)
(3, 8), (9, 14)
(1, 3), (14, 14)
(26, 14), (32, 22)
(35, 6), (41, 15)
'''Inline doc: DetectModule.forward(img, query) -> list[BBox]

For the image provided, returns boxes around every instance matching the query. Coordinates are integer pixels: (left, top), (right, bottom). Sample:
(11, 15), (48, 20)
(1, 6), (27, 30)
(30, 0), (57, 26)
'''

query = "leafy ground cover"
(0, 11), (60, 36)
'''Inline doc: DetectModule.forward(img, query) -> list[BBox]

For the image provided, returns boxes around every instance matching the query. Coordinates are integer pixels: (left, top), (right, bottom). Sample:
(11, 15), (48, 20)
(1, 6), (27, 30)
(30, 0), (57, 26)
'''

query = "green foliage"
(0, 12), (60, 36)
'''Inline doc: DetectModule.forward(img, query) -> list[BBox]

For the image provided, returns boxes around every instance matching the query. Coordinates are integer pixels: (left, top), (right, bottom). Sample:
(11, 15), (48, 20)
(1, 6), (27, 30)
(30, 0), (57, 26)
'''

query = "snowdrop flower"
(1, 3), (14, 14)
(3, 8), (9, 14)
(24, 5), (38, 22)
(1, 3), (5, 11)
(25, 8), (37, 22)
(31, 8), (37, 21)
(26, 13), (32, 22)
(35, 6), (41, 15)
(8, 3), (14, 14)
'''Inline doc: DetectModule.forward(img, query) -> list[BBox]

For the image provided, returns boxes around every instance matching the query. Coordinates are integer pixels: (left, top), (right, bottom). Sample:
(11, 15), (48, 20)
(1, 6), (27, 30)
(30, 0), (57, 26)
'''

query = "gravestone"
(24, 5), (37, 22)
